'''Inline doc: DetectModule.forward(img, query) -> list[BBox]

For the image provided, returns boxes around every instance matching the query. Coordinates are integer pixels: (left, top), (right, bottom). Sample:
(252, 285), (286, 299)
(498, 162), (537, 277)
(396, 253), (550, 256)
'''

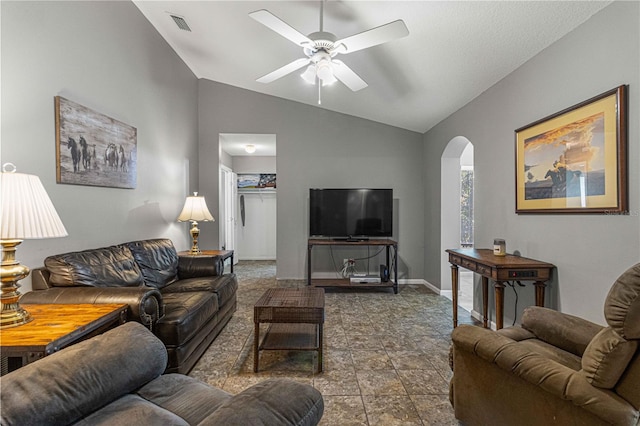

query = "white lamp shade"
(177, 193), (215, 222)
(1, 169), (68, 239)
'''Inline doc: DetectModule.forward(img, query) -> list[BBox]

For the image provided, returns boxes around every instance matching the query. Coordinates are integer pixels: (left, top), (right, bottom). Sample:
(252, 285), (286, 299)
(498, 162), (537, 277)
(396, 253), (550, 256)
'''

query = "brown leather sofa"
(450, 262), (640, 425)
(21, 238), (237, 374)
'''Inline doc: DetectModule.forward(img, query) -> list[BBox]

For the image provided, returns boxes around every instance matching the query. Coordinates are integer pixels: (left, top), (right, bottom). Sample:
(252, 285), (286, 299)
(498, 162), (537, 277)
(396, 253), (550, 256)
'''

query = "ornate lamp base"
(1, 239), (33, 329)
(189, 221), (202, 255)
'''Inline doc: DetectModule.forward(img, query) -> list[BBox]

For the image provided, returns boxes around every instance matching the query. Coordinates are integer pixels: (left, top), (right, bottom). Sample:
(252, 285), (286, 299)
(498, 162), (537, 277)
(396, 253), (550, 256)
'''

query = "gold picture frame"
(515, 85), (628, 214)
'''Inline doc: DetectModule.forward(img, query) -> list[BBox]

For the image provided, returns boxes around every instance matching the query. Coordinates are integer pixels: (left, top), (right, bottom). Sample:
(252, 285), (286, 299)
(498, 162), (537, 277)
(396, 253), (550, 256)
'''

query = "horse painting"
(119, 145), (128, 172)
(79, 136), (90, 170)
(67, 137), (80, 173)
(56, 96), (137, 188)
(105, 143), (119, 170)
(90, 145), (97, 169)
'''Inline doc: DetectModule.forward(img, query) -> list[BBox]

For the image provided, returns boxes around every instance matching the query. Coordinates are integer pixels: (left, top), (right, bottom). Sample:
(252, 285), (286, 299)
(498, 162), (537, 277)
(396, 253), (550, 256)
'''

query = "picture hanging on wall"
(515, 85), (627, 214)
(55, 96), (137, 189)
(237, 173), (276, 189)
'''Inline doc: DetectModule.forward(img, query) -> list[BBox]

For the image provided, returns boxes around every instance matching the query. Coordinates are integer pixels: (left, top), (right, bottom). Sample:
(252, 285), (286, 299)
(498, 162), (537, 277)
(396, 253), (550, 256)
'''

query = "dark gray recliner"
(0, 321), (324, 426)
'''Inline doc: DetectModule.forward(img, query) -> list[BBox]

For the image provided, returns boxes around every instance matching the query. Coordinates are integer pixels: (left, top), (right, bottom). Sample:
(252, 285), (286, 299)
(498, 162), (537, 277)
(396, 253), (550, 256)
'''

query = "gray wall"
(198, 80), (424, 280)
(424, 1), (639, 325)
(1, 1), (199, 291)
(233, 156), (277, 173)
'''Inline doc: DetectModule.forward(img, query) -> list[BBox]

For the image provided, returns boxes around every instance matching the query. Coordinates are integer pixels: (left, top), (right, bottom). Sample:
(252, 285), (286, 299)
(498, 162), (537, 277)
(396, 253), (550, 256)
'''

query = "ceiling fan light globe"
(322, 73), (337, 86)
(316, 60), (333, 81)
(301, 65), (317, 84)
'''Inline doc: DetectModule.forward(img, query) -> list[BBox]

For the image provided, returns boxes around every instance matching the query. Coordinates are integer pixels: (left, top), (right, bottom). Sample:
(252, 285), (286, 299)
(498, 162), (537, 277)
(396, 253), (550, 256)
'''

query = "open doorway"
(219, 134), (277, 265)
(441, 137), (474, 312)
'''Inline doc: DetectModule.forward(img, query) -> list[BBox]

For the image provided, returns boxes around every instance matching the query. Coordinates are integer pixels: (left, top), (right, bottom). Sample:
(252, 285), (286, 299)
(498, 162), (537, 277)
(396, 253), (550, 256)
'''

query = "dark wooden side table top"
(0, 303), (127, 374)
(254, 288), (325, 323)
(178, 250), (235, 273)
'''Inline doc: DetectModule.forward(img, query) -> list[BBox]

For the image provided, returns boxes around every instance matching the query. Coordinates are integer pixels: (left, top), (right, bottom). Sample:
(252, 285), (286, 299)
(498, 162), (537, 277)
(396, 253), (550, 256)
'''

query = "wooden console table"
(308, 239), (398, 294)
(0, 303), (127, 374)
(446, 248), (555, 329)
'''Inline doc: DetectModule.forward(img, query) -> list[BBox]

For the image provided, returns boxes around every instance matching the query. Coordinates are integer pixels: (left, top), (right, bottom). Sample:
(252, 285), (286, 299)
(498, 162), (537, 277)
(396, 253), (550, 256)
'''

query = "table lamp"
(1, 163), (68, 328)
(177, 192), (214, 255)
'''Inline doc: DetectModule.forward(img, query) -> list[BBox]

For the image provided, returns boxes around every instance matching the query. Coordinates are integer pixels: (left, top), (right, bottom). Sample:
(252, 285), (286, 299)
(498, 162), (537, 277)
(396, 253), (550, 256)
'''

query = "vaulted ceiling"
(134, 1), (610, 133)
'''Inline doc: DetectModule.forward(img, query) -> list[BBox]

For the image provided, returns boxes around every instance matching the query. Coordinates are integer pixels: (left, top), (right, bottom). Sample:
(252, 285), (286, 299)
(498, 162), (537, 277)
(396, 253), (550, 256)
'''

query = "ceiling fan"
(249, 1), (409, 104)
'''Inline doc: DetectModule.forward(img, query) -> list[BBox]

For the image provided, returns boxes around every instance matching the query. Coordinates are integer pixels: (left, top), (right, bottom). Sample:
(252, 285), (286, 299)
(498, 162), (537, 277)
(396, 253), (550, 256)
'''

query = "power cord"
(506, 280), (526, 326)
(340, 259), (358, 278)
(329, 245), (386, 277)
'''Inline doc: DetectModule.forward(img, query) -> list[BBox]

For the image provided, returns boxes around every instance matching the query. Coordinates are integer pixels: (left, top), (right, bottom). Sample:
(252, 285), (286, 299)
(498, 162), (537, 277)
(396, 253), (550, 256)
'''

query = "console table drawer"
(461, 259), (476, 271)
(477, 264), (492, 275)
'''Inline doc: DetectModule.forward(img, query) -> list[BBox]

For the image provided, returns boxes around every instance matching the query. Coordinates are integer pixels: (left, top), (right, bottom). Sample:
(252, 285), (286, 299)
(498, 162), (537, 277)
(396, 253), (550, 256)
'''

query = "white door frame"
(219, 165), (237, 258)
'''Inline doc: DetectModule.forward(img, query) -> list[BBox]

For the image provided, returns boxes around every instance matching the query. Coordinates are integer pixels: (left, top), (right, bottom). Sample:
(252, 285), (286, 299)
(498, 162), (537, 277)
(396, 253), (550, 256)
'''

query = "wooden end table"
(0, 303), (127, 375)
(254, 288), (325, 373)
(178, 249), (235, 273)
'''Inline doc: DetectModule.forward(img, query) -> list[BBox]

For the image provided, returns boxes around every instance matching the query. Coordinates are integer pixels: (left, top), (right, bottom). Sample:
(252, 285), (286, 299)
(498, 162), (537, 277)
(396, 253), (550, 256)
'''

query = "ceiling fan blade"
(333, 20), (409, 54)
(256, 58), (311, 84)
(331, 60), (368, 92)
(249, 10), (313, 47)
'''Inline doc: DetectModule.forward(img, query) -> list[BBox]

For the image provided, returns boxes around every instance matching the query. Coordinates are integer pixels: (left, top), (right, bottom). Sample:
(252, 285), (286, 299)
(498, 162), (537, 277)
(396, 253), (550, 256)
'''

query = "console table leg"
(534, 281), (546, 307)
(450, 264), (459, 328)
(495, 281), (505, 329)
(482, 276), (489, 328)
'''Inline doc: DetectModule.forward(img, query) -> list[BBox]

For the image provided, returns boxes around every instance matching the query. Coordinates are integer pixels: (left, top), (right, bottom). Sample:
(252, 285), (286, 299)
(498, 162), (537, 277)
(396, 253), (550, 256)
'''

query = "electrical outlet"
(343, 258), (355, 266)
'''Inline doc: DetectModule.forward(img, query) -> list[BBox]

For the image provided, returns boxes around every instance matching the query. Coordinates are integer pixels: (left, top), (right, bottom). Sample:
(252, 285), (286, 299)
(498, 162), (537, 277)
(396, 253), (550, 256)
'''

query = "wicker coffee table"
(254, 287), (325, 373)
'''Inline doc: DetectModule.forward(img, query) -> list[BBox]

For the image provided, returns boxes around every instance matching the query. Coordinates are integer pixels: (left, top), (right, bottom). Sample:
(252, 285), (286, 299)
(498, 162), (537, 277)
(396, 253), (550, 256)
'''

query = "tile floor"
(189, 261), (477, 425)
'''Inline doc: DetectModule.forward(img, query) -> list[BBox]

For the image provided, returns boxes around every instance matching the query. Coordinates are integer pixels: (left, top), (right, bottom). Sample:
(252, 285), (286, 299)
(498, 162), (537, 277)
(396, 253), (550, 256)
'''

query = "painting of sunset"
(523, 112), (605, 200)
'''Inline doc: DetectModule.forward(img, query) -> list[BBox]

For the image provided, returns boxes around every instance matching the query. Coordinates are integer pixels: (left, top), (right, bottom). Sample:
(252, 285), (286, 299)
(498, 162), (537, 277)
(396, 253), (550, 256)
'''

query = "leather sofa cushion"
(605, 262), (640, 340)
(178, 255), (223, 278)
(163, 274), (238, 306)
(581, 327), (638, 388)
(79, 394), (189, 425)
(45, 245), (143, 287)
(125, 239), (179, 289)
(136, 374), (231, 424)
(156, 292), (219, 346)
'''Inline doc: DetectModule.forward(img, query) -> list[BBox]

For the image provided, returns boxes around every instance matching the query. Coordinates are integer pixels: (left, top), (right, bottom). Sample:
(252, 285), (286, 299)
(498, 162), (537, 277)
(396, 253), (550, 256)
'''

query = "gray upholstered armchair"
(450, 263), (640, 425)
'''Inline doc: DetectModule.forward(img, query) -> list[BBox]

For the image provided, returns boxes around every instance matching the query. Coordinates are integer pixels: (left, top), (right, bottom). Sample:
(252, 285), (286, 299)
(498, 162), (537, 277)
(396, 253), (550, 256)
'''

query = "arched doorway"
(441, 136), (474, 311)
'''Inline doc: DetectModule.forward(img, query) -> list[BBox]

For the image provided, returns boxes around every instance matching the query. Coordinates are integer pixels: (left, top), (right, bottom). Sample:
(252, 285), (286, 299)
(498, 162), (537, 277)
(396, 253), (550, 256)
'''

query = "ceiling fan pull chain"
(318, 80), (322, 105)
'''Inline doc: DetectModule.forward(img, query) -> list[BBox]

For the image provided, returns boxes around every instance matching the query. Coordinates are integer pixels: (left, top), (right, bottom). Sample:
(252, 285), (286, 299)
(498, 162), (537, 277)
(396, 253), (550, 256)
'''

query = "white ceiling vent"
(169, 14), (191, 32)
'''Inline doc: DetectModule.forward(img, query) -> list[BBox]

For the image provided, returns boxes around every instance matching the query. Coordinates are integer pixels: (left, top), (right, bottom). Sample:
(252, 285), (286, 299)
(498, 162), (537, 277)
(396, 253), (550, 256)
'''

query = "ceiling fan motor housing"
(304, 31), (339, 56)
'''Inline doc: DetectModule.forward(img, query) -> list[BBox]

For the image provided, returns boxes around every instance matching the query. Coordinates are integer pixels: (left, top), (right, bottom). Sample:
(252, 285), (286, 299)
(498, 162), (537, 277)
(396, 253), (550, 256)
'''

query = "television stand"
(307, 238), (398, 294)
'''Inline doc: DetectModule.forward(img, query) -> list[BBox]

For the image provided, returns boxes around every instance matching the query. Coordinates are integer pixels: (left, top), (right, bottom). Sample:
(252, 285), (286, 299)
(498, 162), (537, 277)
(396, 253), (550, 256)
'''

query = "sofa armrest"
(452, 325), (638, 425)
(178, 255), (223, 279)
(199, 378), (324, 426)
(0, 322), (167, 426)
(21, 286), (164, 327)
(522, 306), (604, 356)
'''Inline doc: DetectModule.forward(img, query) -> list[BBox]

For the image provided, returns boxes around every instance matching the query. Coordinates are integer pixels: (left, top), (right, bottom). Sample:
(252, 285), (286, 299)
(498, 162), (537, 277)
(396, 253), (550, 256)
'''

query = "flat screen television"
(309, 188), (393, 239)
